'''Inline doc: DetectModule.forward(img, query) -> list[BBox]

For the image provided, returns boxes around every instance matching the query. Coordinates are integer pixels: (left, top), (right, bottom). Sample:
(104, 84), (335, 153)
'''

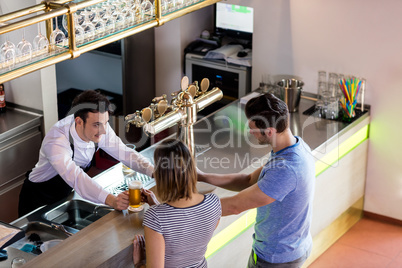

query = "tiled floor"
(309, 217), (402, 268)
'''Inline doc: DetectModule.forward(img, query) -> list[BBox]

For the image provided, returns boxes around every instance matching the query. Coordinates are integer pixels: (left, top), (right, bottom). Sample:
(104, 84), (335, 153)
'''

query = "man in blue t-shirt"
(198, 93), (315, 267)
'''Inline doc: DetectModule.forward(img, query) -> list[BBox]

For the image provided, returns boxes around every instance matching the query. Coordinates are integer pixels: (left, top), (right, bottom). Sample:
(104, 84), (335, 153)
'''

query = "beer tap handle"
(157, 99), (168, 116)
(181, 76), (189, 91)
(142, 107), (153, 123)
(125, 113), (137, 121)
(152, 94), (167, 103)
(188, 85), (197, 98)
(200, 78), (210, 93)
(125, 110), (144, 132)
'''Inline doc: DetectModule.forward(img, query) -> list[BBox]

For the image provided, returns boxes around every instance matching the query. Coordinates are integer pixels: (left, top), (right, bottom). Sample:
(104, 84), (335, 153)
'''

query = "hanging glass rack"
(0, 0), (221, 84)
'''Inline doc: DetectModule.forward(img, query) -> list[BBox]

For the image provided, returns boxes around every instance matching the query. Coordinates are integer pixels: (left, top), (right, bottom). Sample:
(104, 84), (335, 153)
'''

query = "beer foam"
(128, 180), (142, 189)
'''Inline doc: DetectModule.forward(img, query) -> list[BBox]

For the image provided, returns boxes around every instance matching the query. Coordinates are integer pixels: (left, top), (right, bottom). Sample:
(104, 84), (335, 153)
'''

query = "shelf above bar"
(0, 0), (221, 84)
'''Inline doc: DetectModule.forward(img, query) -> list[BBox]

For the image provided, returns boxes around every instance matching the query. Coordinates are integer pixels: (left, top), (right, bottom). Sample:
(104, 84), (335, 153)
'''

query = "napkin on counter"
(0, 224), (20, 249)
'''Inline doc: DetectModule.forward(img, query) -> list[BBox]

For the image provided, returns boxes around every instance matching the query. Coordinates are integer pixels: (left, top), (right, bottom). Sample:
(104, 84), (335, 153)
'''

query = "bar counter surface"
(17, 92), (370, 267)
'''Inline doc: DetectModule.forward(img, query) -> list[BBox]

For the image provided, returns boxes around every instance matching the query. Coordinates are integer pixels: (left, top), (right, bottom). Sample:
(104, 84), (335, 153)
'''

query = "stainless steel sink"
(22, 221), (71, 241)
(42, 200), (112, 230)
(6, 221), (74, 256)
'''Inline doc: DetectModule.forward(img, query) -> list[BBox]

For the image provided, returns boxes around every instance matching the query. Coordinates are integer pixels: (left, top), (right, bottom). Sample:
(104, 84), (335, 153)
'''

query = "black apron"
(18, 131), (97, 217)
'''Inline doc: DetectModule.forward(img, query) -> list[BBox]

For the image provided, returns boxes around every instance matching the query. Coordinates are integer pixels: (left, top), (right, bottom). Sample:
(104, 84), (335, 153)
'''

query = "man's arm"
(101, 124), (154, 177)
(221, 183), (275, 216)
(198, 166), (263, 192)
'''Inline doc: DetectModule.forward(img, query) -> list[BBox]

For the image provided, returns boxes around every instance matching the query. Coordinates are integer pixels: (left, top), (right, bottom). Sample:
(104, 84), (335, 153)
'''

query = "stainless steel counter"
(0, 106), (43, 222)
(0, 106), (42, 142)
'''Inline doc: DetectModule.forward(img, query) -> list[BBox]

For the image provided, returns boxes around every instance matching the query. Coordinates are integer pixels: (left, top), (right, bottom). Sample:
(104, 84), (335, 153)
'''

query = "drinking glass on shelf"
(163, 0), (177, 14)
(50, 17), (66, 51)
(132, 0), (144, 24)
(73, 15), (86, 46)
(186, 0), (195, 6)
(121, 2), (135, 28)
(176, 0), (185, 9)
(102, 4), (116, 35)
(33, 23), (49, 58)
(87, 6), (96, 22)
(81, 10), (96, 42)
(111, 1), (125, 31)
(17, 29), (33, 63)
(62, 11), (85, 35)
(1, 38), (16, 70)
(91, 7), (106, 39)
(141, 0), (154, 20)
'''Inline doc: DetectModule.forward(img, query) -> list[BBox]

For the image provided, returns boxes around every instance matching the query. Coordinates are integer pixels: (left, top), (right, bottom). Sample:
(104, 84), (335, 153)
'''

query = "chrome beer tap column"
(125, 76), (223, 156)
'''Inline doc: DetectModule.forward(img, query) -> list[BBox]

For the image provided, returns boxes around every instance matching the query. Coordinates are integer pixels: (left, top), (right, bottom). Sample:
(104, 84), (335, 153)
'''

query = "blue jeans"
(247, 248), (311, 268)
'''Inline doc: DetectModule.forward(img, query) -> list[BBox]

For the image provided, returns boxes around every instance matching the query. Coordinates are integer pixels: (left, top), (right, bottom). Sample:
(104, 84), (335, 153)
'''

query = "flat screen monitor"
(215, 3), (254, 41)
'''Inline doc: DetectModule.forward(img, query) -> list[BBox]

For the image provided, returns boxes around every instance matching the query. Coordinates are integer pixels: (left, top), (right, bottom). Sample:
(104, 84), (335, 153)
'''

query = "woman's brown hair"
(153, 139), (197, 202)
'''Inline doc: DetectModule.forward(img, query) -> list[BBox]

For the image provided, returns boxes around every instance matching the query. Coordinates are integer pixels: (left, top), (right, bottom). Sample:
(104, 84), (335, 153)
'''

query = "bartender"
(18, 90), (154, 217)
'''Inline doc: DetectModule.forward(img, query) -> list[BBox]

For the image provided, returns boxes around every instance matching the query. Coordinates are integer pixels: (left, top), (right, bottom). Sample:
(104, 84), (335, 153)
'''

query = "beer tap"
(125, 76), (223, 156)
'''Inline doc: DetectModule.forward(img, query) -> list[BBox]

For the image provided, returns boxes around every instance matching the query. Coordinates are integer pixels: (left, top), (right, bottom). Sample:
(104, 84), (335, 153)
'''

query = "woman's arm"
(144, 226), (165, 268)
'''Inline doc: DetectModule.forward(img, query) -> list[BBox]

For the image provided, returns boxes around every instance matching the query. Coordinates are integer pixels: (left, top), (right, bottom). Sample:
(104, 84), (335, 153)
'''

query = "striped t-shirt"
(143, 193), (221, 268)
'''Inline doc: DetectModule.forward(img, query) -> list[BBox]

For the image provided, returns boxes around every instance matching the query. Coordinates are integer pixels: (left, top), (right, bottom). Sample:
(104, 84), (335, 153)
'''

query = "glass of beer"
(128, 180), (143, 212)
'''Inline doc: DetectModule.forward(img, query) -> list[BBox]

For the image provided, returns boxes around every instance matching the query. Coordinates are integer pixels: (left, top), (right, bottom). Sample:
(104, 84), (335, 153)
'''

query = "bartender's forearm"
(105, 194), (116, 209)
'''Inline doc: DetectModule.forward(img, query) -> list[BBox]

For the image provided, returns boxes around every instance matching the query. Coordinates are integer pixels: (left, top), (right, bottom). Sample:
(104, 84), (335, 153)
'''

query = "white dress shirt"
(29, 114), (154, 205)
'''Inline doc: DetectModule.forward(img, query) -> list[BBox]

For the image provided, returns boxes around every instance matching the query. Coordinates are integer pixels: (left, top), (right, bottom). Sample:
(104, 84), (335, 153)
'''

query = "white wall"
(226, 0), (402, 220)
(155, 6), (214, 98)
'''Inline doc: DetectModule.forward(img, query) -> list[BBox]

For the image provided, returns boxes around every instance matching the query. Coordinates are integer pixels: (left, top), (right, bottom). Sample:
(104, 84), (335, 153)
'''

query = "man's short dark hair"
(71, 90), (113, 123)
(245, 93), (289, 133)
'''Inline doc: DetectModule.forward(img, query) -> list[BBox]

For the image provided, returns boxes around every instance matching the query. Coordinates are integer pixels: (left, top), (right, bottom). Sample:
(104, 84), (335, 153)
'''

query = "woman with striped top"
(133, 139), (221, 268)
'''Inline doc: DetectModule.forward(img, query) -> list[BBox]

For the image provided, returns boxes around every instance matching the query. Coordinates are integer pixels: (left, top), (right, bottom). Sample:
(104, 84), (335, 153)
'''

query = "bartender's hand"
(105, 192), (129, 211)
(141, 188), (160, 206)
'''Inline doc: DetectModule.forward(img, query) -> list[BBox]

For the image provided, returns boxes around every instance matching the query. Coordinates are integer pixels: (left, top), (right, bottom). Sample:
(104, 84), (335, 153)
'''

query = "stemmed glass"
(81, 10), (96, 42)
(92, 7), (106, 39)
(73, 14), (86, 46)
(102, 4), (116, 35)
(17, 29), (33, 63)
(162, 0), (176, 14)
(33, 23), (49, 58)
(1, 37), (16, 70)
(50, 17), (66, 51)
(176, 0), (185, 10)
(121, 1), (135, 28)
(131, 0), (144, 24)
(141, 0), (154, 21)
(111, 1), (125, 31)
(186, 0), (195, 6)
(62, 11), (84, 35)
